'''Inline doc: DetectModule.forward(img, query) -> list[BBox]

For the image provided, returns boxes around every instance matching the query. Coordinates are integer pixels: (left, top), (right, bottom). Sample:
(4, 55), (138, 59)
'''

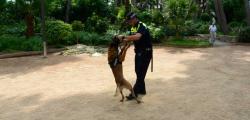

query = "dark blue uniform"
(130, 21), (152, 96)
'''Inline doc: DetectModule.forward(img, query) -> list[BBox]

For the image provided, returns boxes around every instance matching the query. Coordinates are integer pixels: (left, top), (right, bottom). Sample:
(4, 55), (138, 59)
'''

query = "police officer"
(118, 12), (152, 100)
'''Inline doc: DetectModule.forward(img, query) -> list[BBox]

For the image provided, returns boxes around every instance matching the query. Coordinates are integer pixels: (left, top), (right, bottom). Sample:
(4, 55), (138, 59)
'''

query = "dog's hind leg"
(114, 85), (119, 96)
(119, 87), (125, 102)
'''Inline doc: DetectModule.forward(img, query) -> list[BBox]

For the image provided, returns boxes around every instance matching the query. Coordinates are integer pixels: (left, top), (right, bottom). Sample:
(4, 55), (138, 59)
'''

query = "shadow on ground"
(0, 55), (83, 78)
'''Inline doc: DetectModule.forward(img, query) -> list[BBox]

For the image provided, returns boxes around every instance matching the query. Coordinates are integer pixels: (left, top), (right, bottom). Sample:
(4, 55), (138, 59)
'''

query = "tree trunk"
(40, 0), (47, 57)
(125, 0), (130, 15)
(65, 0), (71, 23)
(214, 0), (229, 34)
(25, 13), (34, 38)
(244, 0), (250, 25)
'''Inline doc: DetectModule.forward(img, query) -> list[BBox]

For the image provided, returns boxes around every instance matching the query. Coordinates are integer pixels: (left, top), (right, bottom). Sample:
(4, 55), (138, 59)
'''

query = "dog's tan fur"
(108, 37), (141, 103)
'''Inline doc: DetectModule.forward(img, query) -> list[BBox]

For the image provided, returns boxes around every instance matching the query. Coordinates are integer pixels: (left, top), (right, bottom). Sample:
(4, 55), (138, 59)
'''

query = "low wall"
(196, 34), (238, 43)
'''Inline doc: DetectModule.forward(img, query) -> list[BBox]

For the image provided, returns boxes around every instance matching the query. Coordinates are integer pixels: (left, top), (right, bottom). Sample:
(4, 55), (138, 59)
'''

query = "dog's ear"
(112, 35), (121, 44)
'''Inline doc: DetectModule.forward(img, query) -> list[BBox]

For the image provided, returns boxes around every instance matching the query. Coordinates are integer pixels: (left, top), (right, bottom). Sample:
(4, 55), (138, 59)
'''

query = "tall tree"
(244, 0), (250, 25)
(125, 0), (130, 14)
(16, 0), (41, 38)
(65, 0), (71, 23)
(40, 0), (47, 57)
(214, 0), (229, 34)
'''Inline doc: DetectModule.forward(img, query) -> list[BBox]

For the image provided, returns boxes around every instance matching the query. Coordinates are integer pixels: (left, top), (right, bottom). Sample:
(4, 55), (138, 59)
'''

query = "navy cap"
(125, 12), (137, 21)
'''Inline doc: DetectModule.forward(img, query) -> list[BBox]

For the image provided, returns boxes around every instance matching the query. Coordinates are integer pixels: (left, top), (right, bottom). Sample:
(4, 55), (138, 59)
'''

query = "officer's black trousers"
(133, 50), (152, 96)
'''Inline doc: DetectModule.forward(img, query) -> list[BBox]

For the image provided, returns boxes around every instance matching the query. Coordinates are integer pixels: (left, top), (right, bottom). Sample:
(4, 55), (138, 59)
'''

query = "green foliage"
(71, 20), (84, 31)
(223, 0), (245, 22)
(183, 20), (209, 35)
(85, 13), (109, 34)
(117, 6), (126, 20)
(46, 20), (72, 45)
(0, 35), (42, 52)
(137, 11), (152, 25)
(239, 27), (250, 43)
(20, 36), (43, 51)
(137, 9), (165, 25)
(66, 0), (111, 22)
(165, 0), (197, 38)
(0, 1), (17, 24)
(0, 22), (26, 36)
(165, 26), (176, 36)
(148, 24), (165, 43)
(65, 32), (112, 46)
(228, 21), (246, 35)
(151, 10), (165, 25)
(200, 13), (210, 22)
(183, 21), (197, 36)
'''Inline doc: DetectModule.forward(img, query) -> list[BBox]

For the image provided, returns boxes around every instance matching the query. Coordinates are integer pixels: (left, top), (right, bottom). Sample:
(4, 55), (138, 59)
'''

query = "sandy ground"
(0, 44), (249, 120)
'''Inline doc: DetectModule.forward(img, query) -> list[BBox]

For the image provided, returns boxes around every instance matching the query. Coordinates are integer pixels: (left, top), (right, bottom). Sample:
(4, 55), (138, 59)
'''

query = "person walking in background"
(209, 23), (217, 46)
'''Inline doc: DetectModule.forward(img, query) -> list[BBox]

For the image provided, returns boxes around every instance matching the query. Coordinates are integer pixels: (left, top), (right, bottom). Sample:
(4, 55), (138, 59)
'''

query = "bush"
(194, 21), (209, 34)
(239, 27), (250, 43)
(151, 10), (165, 25)
(200, 13), (210, 22)
(20, 37), (43, 51)
(0, 22), (26, 36)
(116, 6), (126, 20)
(148, 24), (165, 43)
(183, 21), (197, 36)
(0, 35), (42, 52)
(228, 21), (246, 35)
(65, 32), (112, 46)
(165, 25), (176, 36)
(71, 20), (84, 31)
(137, 11), (152, 25)
(46, 20), (72, 45)
(85, 13), (109, 34)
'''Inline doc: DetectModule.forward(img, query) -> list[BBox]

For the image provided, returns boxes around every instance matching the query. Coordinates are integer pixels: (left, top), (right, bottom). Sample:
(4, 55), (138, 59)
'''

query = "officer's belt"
(134, 48), (152, 53)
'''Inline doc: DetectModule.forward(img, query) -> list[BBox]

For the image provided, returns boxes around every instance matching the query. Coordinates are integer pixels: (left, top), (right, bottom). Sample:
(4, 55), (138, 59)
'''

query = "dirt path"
(0, 45), (249, 120)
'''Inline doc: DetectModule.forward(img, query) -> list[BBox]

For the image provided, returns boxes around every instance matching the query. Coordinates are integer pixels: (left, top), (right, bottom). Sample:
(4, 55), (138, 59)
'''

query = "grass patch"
(164, 38), (210, 48)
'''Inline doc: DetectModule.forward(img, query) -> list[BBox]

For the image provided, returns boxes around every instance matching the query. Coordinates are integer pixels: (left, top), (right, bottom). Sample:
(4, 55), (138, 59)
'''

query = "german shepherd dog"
(108, 36), (141, 103)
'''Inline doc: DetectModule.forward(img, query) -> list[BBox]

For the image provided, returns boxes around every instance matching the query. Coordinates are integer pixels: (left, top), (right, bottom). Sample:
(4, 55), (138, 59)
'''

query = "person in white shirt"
(209, 24), (217, 46)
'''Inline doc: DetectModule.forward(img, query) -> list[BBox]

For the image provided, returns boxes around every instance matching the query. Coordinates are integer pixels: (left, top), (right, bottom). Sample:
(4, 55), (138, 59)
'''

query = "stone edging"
(0, 48), (66, 59)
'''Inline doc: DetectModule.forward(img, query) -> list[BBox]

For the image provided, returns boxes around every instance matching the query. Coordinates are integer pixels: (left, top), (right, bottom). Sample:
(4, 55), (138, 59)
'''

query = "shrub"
(194, 21), (209, 34)
(0, 35), (42, 52)
(46, 20), (72, 45)
(72, 20), (84, 31)
(228, 21), (246, 35)
(183, 20), (197, 36)
(148, 24), (165, 43)
(137, 11), (152, 24)
(200, 13), (210, 22)
(165, 25), (176, 36)
(151, 10), (165, 25)
(85, 13), (109, 34)
(117, 6), (126, 20)
(65, 32), (112, 46)
(0, 22), (26, 36)
(20, 36), (43, 51)
(239, 27), (250, 43)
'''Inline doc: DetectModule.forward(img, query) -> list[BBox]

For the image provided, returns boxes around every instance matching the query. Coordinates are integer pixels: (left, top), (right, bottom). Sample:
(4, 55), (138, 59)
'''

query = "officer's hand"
(117, 35), (125, 42)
